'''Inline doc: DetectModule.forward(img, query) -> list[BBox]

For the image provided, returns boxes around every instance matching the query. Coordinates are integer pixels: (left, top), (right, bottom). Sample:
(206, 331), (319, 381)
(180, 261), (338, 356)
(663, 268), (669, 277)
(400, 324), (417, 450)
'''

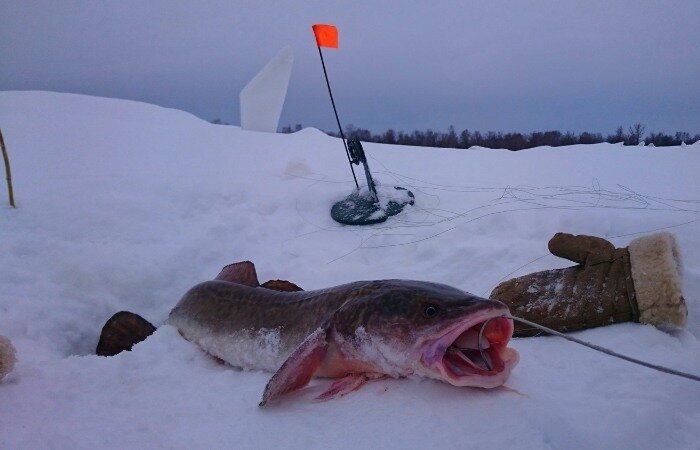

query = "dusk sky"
(2, 1), (699, 135)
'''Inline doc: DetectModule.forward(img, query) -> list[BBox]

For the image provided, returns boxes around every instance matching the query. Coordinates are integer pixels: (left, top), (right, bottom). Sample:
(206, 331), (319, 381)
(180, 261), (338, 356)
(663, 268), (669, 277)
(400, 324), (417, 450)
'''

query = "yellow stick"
(0, 128), (15, 208)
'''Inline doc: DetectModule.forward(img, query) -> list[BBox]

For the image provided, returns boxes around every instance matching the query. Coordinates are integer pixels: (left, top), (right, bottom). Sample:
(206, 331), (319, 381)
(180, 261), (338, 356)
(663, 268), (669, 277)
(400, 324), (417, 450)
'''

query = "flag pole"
(314, 23), (414, 226)
(316, 45), (359, 190)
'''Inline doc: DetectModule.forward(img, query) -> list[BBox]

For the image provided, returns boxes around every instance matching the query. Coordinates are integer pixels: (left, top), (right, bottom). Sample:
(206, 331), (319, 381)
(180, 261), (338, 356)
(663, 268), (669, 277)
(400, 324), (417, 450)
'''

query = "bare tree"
(303, 122), (697, 150)
(459, 129), (471, 148)
(440, 125), (459, 148)
(607, 126), (626, 143)
(628, 123), (646, 145)
(381, 129), (396, 145)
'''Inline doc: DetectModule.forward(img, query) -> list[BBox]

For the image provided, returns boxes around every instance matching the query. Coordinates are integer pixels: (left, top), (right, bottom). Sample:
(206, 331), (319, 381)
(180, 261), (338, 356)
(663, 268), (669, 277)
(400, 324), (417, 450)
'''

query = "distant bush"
(279, 124), (303, 133)
(279, 122), (699, 150)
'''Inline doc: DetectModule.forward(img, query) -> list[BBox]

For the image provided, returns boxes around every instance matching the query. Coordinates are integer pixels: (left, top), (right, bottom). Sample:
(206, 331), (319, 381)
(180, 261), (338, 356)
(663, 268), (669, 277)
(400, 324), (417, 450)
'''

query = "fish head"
(331, 280), (519, 388)
(260, 280), (519, 406)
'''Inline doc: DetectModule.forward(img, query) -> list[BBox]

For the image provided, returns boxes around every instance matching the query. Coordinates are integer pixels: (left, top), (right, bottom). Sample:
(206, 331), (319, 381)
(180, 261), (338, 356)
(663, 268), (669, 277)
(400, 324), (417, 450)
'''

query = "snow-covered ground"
(1, 91), (699, 449)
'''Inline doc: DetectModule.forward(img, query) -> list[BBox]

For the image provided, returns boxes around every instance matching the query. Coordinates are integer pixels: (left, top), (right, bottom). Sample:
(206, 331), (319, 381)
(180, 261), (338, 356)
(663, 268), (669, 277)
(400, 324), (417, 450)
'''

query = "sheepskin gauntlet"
(0, 334), (17, 382)
(490, 232), (687, 337)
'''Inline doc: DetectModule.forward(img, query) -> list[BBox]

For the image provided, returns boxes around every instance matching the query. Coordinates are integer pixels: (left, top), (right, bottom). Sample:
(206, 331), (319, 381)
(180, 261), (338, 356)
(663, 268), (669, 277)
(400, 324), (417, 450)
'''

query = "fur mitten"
(0, 334), (17, 381)
(490, 232), (687, 337)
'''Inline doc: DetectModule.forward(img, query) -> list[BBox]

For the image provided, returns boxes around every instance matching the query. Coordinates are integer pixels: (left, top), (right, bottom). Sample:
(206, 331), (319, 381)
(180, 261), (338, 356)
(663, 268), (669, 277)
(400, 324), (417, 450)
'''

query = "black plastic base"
(331, 187), (414, 225)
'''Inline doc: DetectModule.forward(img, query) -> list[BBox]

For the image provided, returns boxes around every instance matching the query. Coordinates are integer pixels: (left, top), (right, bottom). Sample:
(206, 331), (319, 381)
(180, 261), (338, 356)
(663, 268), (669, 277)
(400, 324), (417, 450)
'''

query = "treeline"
(280, 123), (699, 150)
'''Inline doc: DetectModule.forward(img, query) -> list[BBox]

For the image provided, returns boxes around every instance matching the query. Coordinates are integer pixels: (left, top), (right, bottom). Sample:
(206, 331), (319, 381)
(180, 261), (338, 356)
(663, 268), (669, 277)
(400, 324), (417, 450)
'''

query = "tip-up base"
(331, 186), (414, 225)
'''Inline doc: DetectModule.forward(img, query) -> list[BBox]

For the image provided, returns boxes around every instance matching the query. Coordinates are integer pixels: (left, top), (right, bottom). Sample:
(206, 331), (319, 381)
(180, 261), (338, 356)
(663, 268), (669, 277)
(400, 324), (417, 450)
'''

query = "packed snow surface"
(1, 91), (699, 449)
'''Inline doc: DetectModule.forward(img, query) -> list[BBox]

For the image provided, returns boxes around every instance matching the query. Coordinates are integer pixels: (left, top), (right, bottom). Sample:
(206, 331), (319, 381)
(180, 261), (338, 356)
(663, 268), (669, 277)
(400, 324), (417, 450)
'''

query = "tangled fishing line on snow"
(476, 315), (700, 382)
(288, 153), (700, 265)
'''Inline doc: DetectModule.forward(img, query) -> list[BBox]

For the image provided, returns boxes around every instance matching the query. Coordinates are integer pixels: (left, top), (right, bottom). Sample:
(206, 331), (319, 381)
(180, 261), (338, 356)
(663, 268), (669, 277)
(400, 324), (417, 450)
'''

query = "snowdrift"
(1, 91), (699, 449)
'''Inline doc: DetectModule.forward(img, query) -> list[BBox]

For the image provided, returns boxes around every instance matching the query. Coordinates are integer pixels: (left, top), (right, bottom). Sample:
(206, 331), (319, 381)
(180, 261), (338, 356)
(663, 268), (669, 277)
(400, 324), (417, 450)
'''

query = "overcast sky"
(2, 1), (699, 134)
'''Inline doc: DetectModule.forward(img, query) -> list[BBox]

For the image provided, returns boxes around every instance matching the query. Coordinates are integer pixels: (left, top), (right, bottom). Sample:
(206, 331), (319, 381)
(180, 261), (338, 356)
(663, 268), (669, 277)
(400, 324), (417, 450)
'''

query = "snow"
(1, 91), (699, 449)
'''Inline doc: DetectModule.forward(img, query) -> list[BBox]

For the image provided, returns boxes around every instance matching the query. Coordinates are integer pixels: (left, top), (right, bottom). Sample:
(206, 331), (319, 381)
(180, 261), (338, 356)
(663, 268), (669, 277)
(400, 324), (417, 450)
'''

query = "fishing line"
(285, 151), (700, 266)
(477, 315), (700, 382)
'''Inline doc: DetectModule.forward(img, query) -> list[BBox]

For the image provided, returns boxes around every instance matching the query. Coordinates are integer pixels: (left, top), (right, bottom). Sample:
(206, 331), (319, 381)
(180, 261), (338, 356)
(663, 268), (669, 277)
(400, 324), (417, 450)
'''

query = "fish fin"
(315, 373), (385, 402)
(260, 323), (330, 407)
(260, 279), (304, 292)
(96, 311), (156, 356)
(214, 261), (259, 286)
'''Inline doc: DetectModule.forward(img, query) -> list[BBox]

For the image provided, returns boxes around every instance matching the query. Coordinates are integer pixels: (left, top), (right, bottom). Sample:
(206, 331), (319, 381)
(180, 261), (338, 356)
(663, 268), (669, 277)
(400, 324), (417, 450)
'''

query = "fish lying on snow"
(99, 261), (520, 406)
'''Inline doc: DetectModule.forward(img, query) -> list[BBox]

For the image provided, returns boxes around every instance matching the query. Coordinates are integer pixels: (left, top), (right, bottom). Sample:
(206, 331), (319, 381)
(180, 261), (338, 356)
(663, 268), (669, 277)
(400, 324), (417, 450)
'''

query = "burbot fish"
(98, 261), (519, 406)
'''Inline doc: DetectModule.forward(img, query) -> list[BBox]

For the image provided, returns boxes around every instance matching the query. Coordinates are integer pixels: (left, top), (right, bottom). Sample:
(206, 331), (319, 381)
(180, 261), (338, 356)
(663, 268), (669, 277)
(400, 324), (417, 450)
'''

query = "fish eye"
(424, 305), (438, 318)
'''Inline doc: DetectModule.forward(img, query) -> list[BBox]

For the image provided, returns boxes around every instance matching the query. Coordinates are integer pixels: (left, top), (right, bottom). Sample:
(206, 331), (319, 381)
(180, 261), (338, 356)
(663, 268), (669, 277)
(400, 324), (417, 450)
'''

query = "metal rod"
(317, 46), (359, 190)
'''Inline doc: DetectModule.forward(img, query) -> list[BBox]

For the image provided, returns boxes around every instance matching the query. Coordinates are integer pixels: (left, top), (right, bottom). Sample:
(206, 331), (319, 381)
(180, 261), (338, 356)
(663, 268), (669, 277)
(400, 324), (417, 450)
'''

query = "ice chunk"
(240, 45), (293, 133)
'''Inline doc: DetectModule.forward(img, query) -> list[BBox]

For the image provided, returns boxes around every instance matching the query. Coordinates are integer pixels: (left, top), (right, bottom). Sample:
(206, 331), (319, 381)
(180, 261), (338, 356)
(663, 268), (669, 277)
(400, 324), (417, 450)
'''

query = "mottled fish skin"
(167, 279), (494, 371)
(168, 280), (365, 369)
(92, 260), (518, 405)
(166, 271), (518, 405)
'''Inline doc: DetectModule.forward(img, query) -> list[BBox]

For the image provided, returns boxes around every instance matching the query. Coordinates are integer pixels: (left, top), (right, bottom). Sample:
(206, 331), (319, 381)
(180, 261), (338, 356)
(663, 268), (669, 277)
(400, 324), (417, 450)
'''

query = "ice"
(239, 45), (293, 133)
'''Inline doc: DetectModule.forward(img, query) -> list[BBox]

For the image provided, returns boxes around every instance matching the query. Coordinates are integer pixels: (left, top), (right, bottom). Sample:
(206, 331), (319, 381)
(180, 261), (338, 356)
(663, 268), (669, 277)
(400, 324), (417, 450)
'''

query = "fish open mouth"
(422, 309), (519, 388)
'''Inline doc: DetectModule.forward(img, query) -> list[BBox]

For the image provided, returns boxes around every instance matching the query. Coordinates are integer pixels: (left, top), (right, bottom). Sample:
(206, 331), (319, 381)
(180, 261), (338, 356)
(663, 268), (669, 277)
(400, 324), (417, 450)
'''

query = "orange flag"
(312, 24), (338, 48)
